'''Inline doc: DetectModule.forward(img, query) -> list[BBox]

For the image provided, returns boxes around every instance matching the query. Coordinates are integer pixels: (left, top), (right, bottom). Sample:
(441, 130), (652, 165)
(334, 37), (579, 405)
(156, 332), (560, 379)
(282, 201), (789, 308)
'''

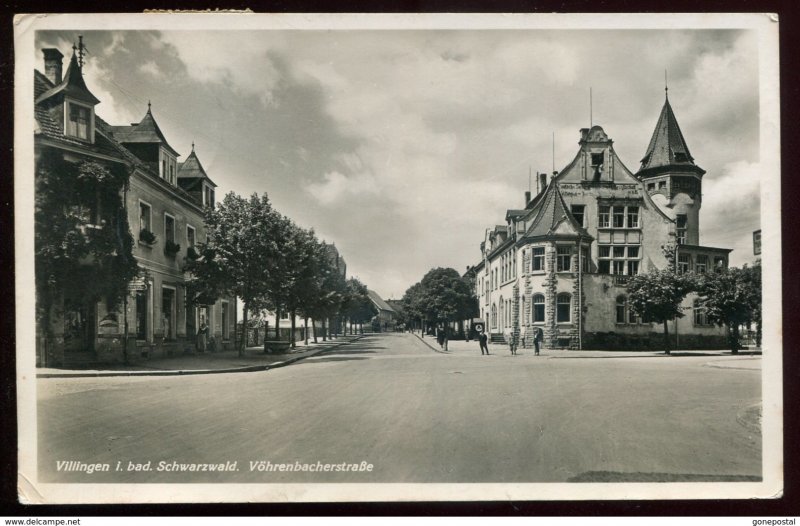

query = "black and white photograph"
(14, 13), (781, 504)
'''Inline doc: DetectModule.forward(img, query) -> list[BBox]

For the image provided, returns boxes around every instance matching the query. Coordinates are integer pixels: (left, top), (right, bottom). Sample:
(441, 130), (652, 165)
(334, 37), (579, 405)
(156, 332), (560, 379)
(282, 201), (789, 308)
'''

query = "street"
(37, 333), (761, 483)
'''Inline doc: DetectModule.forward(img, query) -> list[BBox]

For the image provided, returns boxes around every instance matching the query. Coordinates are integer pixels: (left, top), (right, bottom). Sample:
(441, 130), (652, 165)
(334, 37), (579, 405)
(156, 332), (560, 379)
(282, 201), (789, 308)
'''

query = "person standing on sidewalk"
(534, 326), (543, 356)
(478, 330), (489, 355)
(197, 316), (208, 353)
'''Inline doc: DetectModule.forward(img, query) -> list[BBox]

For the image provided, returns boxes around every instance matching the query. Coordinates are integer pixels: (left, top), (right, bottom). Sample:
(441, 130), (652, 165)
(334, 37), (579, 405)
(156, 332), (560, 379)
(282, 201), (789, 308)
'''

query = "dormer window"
(65, 100), (94, 142)
(203, 184), (215, 208)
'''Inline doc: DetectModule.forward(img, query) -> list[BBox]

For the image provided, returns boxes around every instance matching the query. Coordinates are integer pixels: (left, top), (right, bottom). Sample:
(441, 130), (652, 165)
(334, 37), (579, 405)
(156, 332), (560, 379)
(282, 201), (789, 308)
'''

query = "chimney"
(539, 172), (547, 193)
(524, 191), (531, 206)
(43, 48), (64, 85)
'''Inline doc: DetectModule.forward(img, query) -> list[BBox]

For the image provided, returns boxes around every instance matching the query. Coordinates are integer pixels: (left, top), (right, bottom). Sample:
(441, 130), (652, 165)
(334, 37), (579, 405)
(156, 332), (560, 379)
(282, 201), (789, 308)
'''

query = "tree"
(627, 268), (694, 354)
(342, 278), (377, 334)
(35, 152), (139, 359)
(696, 263), (761, 354)
(405, 267), (477, 349)
(184, 192), (284, 356)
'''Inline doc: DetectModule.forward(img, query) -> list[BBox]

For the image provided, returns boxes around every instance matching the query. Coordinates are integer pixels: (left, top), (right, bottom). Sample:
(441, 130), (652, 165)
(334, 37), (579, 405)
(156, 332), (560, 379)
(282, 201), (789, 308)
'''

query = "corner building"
(34, 46), (236, 366)
(474, 95), (731, 350)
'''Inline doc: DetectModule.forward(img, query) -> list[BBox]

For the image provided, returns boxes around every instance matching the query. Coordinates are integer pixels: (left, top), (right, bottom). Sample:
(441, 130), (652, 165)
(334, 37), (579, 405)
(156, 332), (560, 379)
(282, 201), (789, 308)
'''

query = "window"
(678, 254), (690, 274)
(556, 293), (571, 323)
(581, 247), (589, 273)
(135, 289), (148, 340)
(591, 153), (604, 167)
(557, 246), (572, 272)
(628, 304), (639, 324)
(616, 296), (627, 324)
(532, 294), (545, 323)
(598, 206), (610, 228)
(612, 260), (625, 275)
(694, 299), (709, 326)
(221, 302), (230, 340)
(203, 185), (215, 208)
(598, 260), (610, 274)
(66, 102), (91, 140)
(612, 206), (625, 228)
(532, 247), (545, 272)
(139, 202), (152, 232)
(627, 246), (639, 258)
(696, 255), (708, 274)
(598, 246), (610, 258)
(571, 205), (585, 227)
(627, 206), (639, 228)
(714, 256), (726, 273)
(164, 214), (175, 244)
(676, 214), (687, 245)
(647, 183), (655, 191)
(658, 181), (667, 189)
(613, 246), (625, 259)
(161, 287), (175, 340)
(187, 225), (196, 248)
(627, 260), (639, 276)
(498, 298), (505, 329)
(491, 304), (497, 329)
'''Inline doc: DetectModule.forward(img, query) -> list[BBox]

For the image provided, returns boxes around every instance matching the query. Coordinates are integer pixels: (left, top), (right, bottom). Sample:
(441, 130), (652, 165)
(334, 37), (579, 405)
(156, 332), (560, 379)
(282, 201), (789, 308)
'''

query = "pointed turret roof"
(35, 51), (100, 105)
(110, 104), (180, 156)
(638, 94), (704, 177)
(523, 181), (591, 240)
(177, 145), (217, 187)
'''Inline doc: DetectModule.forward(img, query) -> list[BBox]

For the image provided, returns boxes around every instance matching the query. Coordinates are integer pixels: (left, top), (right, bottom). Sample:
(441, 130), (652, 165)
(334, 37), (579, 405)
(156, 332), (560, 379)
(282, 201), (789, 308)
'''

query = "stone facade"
(473, 96), (732, 351)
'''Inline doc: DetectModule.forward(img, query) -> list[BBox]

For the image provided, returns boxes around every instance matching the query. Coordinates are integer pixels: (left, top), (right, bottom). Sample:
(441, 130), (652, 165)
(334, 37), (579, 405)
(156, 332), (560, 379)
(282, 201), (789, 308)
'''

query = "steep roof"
(367, 289), (394, 313)
(178, 147), (218, 187)
(638, 95), (704, 176)
(522, 181), (591, 240)
(35, 51), (100, 106)
(34, 70), (123, 159)
(110, 105), (180, 156)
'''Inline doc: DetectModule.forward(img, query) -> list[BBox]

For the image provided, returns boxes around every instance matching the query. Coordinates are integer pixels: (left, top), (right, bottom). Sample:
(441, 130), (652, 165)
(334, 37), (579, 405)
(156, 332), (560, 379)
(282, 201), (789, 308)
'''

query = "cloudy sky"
(36, 28), (761, 300)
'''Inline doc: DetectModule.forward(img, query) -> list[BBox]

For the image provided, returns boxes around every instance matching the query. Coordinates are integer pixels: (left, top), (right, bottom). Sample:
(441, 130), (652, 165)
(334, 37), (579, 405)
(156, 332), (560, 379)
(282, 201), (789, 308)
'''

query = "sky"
(35, 28), (761, 300)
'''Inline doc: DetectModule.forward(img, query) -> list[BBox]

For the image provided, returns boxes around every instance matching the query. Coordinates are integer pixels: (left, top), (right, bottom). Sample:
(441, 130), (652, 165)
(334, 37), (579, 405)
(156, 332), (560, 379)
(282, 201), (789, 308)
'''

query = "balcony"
(613, 275), (630, 286)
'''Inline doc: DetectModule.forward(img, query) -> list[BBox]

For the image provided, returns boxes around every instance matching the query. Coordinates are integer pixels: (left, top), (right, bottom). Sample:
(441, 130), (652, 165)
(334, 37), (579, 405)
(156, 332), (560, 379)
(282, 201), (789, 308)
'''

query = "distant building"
(367, 290), (395, 331)
(474, 93), (731, 350)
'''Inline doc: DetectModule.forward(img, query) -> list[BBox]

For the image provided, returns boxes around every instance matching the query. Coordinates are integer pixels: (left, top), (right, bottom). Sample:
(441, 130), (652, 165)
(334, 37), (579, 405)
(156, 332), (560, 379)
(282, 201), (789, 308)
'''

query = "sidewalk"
(37, 335), (365, 378)
(417, 335), (761, 360)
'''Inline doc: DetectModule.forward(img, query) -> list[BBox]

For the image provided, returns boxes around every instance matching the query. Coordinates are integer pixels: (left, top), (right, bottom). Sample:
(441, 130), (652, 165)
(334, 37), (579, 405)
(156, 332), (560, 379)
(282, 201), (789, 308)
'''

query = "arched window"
(491, 304), (497, 329)
(532, 294), (545, 323)
(498, 297), (505, 328)
(616, 295), (627, 324)
(556, 293), (572, 323)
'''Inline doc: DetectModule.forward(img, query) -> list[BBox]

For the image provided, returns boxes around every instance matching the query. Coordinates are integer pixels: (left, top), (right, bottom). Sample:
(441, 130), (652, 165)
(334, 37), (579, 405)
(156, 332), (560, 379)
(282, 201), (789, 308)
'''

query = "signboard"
(473, 323), (484, 333)
(128, 278), (148, 291)
(753, 229), (761, 256)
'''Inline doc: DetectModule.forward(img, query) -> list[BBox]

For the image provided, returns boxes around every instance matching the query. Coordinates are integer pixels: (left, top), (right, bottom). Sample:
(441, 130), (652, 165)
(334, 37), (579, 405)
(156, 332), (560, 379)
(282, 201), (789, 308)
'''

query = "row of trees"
(184, 192), (376, 355)
(627, 261), (762, 354)
(398, 267), (478, 350)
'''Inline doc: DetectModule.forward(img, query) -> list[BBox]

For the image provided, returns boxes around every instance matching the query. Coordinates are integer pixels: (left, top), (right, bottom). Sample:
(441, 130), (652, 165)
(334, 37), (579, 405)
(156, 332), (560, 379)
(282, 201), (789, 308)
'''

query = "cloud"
(138, 60), (163, 78)
(700, 160), (761, 266)
(307, 170), (380, 205)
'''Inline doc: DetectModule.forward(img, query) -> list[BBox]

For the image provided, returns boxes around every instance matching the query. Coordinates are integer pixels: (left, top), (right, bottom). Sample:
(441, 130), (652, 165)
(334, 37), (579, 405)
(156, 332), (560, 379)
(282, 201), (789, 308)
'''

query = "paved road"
(37, 333), (761, 483)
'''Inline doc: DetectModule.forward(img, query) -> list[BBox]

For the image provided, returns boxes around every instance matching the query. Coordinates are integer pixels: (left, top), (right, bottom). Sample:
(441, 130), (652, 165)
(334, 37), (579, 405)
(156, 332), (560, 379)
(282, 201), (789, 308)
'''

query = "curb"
(37, 335), (366, 379)
(411, 332), (453, 354)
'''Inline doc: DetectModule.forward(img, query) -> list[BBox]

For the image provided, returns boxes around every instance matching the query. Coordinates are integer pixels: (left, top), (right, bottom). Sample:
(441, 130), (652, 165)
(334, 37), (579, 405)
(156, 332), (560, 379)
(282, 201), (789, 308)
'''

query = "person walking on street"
(196, 316), (208, 353)
(478, 330), (489, 355)
(436, 325), (445, 349)
(534, 326), (543, 356)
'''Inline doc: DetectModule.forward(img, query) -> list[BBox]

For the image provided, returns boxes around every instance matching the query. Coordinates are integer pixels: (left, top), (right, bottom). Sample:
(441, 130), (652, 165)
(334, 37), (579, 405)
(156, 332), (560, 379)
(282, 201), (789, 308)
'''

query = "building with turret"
(474, 93), (731, 350)
(34, 43), (236, 366)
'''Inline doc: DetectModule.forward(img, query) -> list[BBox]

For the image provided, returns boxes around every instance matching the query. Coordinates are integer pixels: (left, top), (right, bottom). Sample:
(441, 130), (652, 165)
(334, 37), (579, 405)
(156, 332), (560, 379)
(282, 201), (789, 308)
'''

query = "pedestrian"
(436, 325), (445, 349)
(197, 316), (208, 353)
(534, 326), (543, 356)
(506, 328), (517, 356)
(478, 330), (489, 355)
(519, 325), (527, 350)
